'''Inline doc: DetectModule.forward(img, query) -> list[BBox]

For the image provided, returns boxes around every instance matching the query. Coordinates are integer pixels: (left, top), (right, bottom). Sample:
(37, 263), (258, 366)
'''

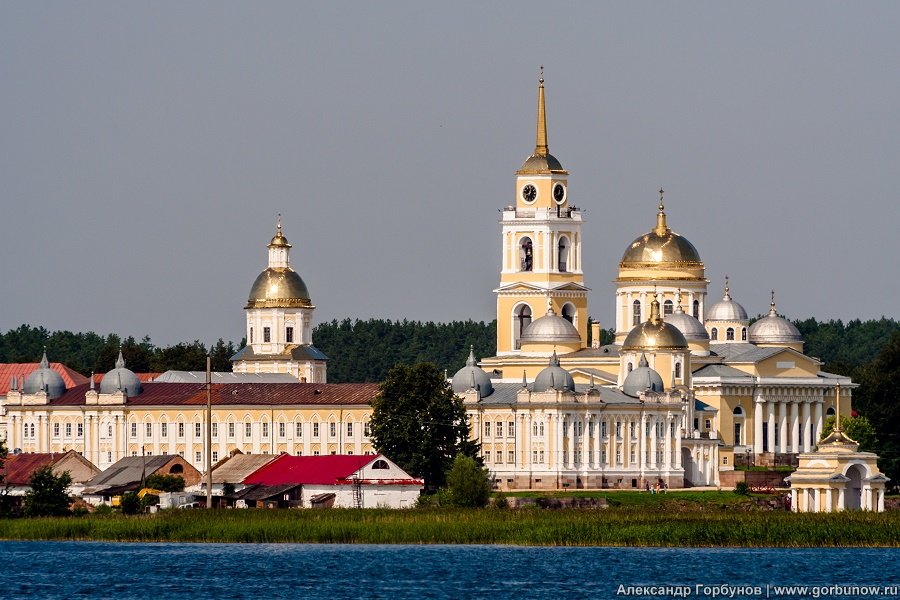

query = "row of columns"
(753, 397), (823, 454)
(791, 486), (885, 512)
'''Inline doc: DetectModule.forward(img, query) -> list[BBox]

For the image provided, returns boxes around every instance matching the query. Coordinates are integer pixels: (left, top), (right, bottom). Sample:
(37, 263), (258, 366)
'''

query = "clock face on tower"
(521, 184), (537, 203)
(553, 183), (566, 204)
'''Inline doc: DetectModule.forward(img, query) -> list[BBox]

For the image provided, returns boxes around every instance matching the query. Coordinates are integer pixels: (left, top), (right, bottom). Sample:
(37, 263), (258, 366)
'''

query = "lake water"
(1, 542), (898, 599)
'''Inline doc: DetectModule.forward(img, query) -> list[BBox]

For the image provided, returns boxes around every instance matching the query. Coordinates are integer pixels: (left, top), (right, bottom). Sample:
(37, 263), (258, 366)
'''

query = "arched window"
(169, 464), (184, 474)
(514, 304), (532, 350)
(663, 299), (674, 316)
(557, 236), (569, 272)
(627, 362), (633, 373)
(519, 237), (533, 272)
(693, 300), (700, 319)
(632, 300), (642, 326)
(826, 407), (835, 417)
(372, 459), (389, 470)
(741, 327), (747, 341)
(732, 407), (744, 446)
(733, 406), (744, 416)
(561, 303), (575, 324)
(726, 327), (735, 341)
(711, 328), (718, 341)
(674, 362), (681, 378)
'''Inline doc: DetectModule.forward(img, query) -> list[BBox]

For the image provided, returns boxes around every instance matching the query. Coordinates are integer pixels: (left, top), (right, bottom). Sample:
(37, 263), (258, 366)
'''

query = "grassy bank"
(1, 507), (899, 547)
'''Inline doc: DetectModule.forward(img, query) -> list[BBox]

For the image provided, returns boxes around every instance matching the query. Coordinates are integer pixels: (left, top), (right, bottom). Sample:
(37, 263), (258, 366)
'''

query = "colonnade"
(753, 394), (824, 454)
(791, 485), (885, 512)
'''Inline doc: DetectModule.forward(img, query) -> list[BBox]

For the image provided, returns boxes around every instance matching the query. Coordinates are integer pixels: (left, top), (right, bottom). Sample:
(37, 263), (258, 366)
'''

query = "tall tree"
(23, 465), (72, 517)
(852, 330), (900, 485)
(369, 362), (479, 489)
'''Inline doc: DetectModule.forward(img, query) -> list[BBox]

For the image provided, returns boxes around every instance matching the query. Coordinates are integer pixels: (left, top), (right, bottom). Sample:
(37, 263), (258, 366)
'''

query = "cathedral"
(452, 74), (884, 501)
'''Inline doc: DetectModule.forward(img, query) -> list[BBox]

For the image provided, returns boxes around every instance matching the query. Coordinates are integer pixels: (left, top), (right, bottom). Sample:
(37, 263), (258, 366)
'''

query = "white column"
(567, 415), (575, 468)
(555, 414), (564, 470)
(639, 413), (647, 469)
(778, 402), (788, 453)
(863, 487), (872, 511)
(837, 488), (845, 511)
(674, 415), (683, 469)
(790, 402), (800, 453)
(877, 489), (885, 512)
(791, 488), (798, 512)
(754, 400), (764, 454)
(810, 488), (818, 513)
(814, 402), (823, 445)
(802, 402), (812, 452)
(663, 416), (672, 469)
(825, 488), (833, 513)
(594, 413), (602, 467)
(766, 402), (775, 454)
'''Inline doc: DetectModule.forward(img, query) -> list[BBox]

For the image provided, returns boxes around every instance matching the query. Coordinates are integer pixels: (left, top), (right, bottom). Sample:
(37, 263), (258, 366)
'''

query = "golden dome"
(622, 296), (689, 351)
(619, 190), (702, 268)
(269, 219), (291, 248)
(246, 268), (311, 309)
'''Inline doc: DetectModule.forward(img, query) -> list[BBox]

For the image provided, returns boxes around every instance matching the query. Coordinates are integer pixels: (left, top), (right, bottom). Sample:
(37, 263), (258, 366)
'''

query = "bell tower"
(495, 70), (589, 355)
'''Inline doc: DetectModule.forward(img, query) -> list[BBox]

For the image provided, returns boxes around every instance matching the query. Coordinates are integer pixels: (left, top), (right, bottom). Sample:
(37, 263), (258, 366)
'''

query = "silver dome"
(532, 351), (575, 393)
(520, 309), (581, 345)
(664, 305), (710, 341)
(23, 351), (66, 398)
(705, 278), (748, 322)
(749, 293), (802, 344)
(622, 354), (665, 397)
(451, 347), (494, 396)
(99, 351), (143, 397)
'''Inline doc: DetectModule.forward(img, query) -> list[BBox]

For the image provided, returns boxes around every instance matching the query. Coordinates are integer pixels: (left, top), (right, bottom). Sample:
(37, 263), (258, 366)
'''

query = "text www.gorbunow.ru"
(616, 583), (900, 598)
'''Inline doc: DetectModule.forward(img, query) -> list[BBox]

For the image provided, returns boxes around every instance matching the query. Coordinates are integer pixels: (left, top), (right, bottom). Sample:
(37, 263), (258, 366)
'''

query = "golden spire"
(534, 65), (548, 157)
(819, 382), (859, 448)
(649, 290), (662, 325)
(654, 188), (668, 236)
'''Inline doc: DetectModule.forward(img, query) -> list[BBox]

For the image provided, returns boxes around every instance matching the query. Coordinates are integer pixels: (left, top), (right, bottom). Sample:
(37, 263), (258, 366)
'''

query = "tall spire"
(534, 66), (548, 156)
(769, 289), (778, 316)
(654, 188), (669, 236)
(723, 275), (731, 300)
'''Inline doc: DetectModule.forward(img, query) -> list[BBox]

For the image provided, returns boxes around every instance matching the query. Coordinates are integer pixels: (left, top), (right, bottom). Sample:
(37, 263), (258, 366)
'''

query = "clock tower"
(494, 71), (589, 356)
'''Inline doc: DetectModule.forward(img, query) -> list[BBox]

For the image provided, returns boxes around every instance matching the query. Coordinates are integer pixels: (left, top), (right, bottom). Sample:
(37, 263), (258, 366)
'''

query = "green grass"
(1, 507), (898, 547)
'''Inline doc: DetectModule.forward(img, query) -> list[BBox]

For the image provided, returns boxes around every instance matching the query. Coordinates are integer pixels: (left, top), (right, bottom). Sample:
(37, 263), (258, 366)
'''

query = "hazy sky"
(2, 2), (898, 348)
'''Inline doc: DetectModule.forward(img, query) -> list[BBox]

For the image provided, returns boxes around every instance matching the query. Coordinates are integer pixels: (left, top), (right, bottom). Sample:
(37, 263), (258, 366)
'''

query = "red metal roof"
(40, 381), (380, 407)
(1, 453), (60, 485)
(0, 363), (88, 396)
(243, 454), (381, 485)
(90, 373), (159, 385)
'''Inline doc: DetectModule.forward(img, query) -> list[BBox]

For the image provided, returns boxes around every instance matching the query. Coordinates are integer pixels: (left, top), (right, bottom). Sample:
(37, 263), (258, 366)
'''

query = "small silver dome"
(664, 304), (710, 341)
(749, 293), (802, 344)
(450, 347), (494, 396)
(705, 277), (748, 322)
(23, 351), (66, 398)
(99, 351), (143, 397)
(520, 309), (581, 345)
(532, 351), (575, 393)
(623, 354), (665, 397)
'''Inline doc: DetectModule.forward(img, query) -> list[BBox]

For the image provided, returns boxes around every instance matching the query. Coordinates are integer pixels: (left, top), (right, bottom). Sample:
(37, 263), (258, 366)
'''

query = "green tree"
(821, 415), (878, 453)
(369, 362), (480, 489)
(119, 492), (141, 515)
(446, 454), (492, 508)
(852, 330), (900, 484)
(143, 474), (185, 492)
(23, 465), (72, 517)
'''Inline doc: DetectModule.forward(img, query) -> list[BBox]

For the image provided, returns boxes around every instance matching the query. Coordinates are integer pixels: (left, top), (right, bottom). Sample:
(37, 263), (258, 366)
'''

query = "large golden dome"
(622, 298), (689, 351)
(619, 190), (702, 268)
(246, 268), (311, 309)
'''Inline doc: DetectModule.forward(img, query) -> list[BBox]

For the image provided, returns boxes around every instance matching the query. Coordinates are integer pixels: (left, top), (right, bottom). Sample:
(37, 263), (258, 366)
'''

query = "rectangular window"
(245, 423), (252, 438)
(108, 424), (113, 437)
(329, 422), (336, 438)
(723, 456), (729, 465)
(615, 422), (621, 438)
(212, 422), (218, 438)
(263, 327), (271, 342)
(484, 422), (491, 437)
(146, 450), (152, 456)
(296, 422), (303, 438)
(131, 423), (137, 438)
(262, 422), (269, 438)
(508, 421), (515, 437)
(286, 326), (294, 343)
(107, 451), (112, 463)
(630, 448), (636, 463)
(577, 421), (584, 437)
(146, 423), (152, 438)
(630, 422), (636, 439)
(496, 451), (503, 464)
(496, 422), (503, 438)
(212, 451), (219, 463)
(161, 423), (168, 438)
(313, 450), (320, 456)
(616, 448), (622, 464)
(195, 452), (202, 464)
(532, 450), (538, 463)
(346, 422), (353, 437)
(228, 422), (235, 438)
(279, 422), (286, 438)
(195, 423), (202, 438)
(601, 421), (608, 437)
(54, 423), (60, 437)
(538, 450), (545, 463)
(132, 451), (137, 457)
(178, 422), (185, 438)
(508, 450), (515, 463)
(250, 327), (253, 344)
(66, 423), (72, 437)
(313, 422), (320, 438)
(364, 422), (371, 437)
(705, 419), (712, 431)
(589, 422), (595, 438)
(601, 449), (607, 464)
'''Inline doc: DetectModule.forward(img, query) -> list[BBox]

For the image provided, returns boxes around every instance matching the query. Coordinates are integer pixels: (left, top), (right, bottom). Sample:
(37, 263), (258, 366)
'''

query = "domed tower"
(622, 354), (665, 397)
(495, 70), (589, 356)
(664, 289), (710, 356)
(23, 351), (67, 399)
(451, 347), (494, 398)
(614, 189), (708, 343)
(704, 275), (750, 344)
(749, 290), (804, 352)
(531, 350), (576, 393)
(620, 295), (691, 389)
(231, 217), (328, 382)
(99, 351), (143, 397)
(518, 305), (583, 355)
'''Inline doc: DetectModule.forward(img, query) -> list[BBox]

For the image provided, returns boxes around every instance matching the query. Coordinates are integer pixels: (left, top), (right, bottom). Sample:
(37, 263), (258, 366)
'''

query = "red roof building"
(0, 363), (88, 396)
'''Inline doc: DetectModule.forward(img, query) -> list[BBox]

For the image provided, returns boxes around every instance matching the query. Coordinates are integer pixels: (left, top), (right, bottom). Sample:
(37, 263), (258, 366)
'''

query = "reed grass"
(1, 508), (898, 547)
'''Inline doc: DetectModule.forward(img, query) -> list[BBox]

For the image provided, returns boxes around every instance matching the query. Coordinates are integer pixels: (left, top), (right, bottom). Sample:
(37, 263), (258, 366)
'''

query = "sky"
(1, 2), (898, 348)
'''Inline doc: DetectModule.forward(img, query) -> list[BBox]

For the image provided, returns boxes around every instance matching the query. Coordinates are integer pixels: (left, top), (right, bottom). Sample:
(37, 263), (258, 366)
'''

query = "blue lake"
(1, 542), (898, 599)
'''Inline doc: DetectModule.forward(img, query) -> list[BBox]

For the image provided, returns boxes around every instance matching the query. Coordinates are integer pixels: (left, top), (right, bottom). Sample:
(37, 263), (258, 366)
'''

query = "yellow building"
(471, 74), (856, 489)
